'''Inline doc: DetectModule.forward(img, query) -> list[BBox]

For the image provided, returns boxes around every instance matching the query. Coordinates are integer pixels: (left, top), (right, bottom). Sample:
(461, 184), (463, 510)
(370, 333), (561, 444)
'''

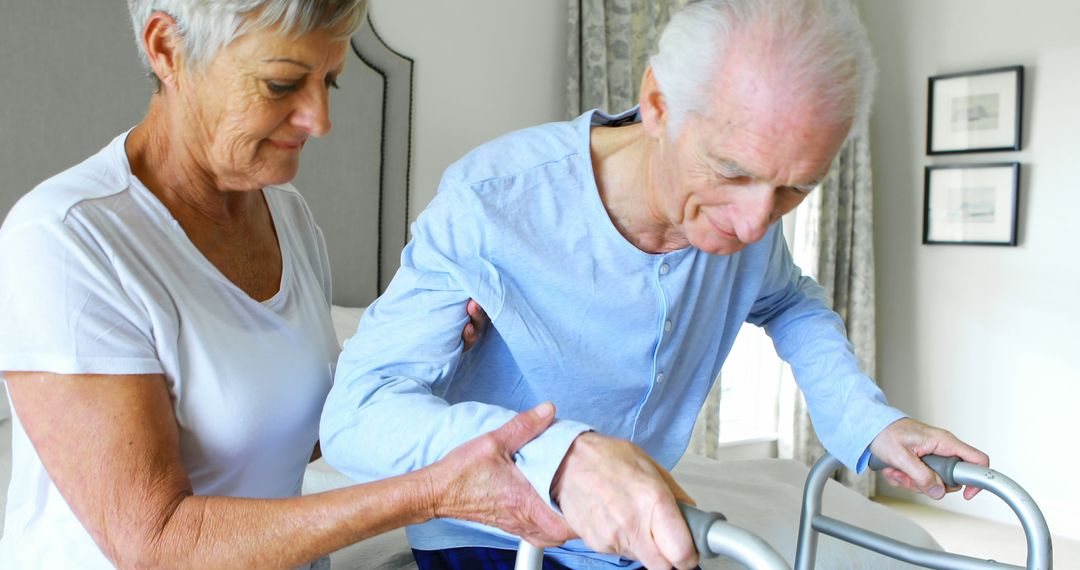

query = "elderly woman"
(0, 1), (572, 568)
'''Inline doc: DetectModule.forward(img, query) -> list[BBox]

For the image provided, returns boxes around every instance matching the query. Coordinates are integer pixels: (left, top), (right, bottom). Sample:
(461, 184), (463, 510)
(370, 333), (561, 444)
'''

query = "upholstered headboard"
(292, 14), (414, 307)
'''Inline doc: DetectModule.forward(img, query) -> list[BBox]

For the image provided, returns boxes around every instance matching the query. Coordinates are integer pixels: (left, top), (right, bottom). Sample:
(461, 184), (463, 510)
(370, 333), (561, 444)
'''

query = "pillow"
(330, 305), (367, 347)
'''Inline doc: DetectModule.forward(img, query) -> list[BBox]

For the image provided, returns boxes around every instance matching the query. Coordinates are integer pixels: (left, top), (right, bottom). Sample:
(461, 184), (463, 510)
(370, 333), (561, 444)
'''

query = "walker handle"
(868, 454), (962, 488)
(678, 502), (726, 559)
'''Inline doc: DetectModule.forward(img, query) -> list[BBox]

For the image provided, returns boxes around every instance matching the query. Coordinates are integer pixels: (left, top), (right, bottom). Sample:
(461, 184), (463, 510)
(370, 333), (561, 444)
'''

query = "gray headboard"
(291, 14), (414, 307)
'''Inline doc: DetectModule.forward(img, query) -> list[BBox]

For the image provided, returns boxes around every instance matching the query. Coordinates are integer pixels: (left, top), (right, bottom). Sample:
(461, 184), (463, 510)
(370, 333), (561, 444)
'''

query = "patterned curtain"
(779, 130), (879, 497)
(565, 0), (688, 118)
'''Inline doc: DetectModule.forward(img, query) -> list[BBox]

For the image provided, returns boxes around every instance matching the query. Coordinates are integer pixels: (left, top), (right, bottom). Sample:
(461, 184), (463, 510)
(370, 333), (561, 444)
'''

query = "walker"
(514, 454), (1054, 569)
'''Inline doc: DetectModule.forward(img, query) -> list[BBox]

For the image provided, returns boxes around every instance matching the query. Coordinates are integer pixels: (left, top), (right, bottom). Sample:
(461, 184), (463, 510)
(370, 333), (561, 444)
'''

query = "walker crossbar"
(794, 454), (1054, 570)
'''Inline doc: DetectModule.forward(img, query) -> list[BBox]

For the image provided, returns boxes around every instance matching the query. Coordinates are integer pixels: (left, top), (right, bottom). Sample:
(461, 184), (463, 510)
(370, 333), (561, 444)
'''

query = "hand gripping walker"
(514, 502), (789, 570)
(796, 454), (1054, 570)
(514, 454), (1054, 570)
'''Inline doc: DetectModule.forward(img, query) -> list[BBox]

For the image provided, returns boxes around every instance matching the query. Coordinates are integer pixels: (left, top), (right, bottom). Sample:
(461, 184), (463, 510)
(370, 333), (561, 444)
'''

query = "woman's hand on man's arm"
(6, 372), (570, 568)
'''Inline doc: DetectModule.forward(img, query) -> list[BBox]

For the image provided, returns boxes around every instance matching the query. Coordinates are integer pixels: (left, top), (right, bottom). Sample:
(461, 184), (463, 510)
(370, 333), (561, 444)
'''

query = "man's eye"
(325, 76), (340, 89)
(266, 80), (299, 94)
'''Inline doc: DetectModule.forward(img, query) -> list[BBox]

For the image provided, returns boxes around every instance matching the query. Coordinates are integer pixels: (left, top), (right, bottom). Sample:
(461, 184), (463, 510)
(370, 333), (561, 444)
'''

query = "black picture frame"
(927, 65), (1023, 155)
(923, 163), (1020, 246)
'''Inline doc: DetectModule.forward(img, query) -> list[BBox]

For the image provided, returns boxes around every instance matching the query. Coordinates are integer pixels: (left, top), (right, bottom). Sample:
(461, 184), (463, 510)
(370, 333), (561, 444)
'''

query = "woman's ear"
(638, 67), (669, 139)
(142, 11), (184, 90)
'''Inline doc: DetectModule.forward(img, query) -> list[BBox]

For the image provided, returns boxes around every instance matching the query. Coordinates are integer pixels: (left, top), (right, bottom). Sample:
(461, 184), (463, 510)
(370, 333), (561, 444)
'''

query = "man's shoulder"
(444, 117), (585, 190)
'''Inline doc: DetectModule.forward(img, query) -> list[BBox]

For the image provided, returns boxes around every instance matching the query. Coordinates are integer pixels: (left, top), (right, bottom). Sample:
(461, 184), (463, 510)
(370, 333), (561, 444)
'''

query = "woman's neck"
(126, 97), (262, 227)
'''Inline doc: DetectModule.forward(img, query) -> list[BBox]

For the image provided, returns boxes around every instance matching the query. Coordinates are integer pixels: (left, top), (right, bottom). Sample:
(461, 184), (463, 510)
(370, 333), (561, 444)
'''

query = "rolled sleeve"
(514, 419), (592, 508)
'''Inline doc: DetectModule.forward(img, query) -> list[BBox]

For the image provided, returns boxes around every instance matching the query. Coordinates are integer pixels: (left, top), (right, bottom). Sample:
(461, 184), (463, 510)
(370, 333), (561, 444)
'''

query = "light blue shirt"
(320, 108), (905, 568)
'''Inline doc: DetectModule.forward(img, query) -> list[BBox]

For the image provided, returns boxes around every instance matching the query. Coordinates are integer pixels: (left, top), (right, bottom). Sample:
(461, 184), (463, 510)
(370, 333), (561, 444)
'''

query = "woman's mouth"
(268, 139), (305, 150)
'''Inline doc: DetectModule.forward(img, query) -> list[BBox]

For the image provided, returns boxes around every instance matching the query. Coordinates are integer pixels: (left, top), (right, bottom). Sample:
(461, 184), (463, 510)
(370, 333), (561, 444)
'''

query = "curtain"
(565, 0), (687, 118)
(779, 130), (879, 497)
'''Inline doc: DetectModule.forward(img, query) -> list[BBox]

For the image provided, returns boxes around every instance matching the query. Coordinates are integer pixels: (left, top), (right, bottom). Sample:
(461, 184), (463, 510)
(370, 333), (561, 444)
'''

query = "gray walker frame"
(795, 454), (1054, 570)
(514, 454), (1054, 570)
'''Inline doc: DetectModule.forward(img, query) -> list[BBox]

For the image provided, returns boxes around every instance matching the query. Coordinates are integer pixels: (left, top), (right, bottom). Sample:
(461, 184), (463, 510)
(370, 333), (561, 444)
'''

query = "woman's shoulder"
(3, 134), (133, 232)
(262, 183), (318, 231)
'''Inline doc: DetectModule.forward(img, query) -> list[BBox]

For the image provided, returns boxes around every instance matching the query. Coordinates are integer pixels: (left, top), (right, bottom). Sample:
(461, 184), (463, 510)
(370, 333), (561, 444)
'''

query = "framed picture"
(923, 163), (1020, 246)
(927, 65), (1023, 155)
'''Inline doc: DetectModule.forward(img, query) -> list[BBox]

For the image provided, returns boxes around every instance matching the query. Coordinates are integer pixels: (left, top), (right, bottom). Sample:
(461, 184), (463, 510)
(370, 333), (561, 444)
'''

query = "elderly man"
(321, 0), (987, 568)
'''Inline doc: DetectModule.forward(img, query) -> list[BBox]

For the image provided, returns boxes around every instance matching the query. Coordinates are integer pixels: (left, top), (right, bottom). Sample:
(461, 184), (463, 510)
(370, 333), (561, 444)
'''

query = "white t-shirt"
(0, 132), (341, 567)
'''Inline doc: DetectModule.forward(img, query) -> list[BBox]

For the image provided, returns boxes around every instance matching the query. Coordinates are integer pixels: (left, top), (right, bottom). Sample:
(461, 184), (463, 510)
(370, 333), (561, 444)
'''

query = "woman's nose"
(292, 85), (332, 137)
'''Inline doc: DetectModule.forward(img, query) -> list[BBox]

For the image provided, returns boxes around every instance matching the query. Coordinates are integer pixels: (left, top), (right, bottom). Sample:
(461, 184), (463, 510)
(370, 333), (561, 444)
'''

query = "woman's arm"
(6, 371), (570, 569)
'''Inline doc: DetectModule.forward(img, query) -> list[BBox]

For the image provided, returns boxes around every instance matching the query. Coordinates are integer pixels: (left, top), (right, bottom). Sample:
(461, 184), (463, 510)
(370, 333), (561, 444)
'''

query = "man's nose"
(735, 185), (778, 244)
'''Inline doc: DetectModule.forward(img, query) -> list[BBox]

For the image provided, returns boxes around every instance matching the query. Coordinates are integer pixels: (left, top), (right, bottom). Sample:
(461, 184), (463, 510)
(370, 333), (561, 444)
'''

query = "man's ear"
(142, 11), (184, 90)
(638, 67), (669, 139)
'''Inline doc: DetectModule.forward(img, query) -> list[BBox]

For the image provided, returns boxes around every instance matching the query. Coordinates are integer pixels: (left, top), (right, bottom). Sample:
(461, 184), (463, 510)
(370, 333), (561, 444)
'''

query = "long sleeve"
(747, 230), (906, 472)
(319, 181), (591, 510)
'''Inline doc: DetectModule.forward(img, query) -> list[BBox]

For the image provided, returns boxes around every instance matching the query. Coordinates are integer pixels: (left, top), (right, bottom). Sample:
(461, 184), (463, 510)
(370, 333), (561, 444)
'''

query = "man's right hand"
(550, 432), (700, 569)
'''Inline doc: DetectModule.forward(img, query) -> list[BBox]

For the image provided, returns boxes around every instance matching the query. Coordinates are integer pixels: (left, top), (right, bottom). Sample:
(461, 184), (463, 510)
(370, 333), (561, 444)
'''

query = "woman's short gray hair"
(650, 0), (876, 138)
(127, 0), (367, 87)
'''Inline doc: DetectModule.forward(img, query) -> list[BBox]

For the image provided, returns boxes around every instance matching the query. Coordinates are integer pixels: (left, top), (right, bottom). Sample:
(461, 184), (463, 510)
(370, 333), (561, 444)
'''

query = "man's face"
(655, 61), (853, 255)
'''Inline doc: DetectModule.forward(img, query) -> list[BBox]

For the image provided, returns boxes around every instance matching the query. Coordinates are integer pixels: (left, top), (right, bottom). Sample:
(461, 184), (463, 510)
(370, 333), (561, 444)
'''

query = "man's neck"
(590, 124), (689, 254)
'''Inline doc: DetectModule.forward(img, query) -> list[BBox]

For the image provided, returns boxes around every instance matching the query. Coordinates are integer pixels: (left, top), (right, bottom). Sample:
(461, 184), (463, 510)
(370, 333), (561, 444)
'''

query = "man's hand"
(869, 418), (989, 500)
(461, 299), (488, 352)
(550, 432), (699, 570)
(425, 403), (574, 547)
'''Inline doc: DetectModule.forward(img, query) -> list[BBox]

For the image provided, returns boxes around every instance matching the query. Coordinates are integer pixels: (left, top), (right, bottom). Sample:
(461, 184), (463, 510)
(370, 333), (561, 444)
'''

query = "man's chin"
(697, 239), (746, 256)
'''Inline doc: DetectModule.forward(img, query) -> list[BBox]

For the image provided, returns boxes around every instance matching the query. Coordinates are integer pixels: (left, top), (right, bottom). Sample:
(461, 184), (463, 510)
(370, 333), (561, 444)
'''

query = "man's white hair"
(650, 0), (876, 138)
(127, 0), (366, 87)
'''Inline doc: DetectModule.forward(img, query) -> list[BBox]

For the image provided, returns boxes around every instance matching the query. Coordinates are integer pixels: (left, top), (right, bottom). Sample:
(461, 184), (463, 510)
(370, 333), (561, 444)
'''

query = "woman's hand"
(423, 402), (575, 547)
(461, 299), (489, 352)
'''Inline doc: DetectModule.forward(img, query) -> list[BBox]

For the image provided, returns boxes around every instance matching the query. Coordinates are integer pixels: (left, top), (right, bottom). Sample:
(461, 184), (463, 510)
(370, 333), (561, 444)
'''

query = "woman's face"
(176, 25), (349, 191)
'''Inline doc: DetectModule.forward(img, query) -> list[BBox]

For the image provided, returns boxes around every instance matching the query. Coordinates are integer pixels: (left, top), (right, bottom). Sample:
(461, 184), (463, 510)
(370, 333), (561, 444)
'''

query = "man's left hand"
(869, 418), (989, 500)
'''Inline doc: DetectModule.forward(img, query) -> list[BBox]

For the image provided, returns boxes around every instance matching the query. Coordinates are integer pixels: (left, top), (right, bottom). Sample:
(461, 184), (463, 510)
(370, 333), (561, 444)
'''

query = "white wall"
(366, 0), (570, 220)
(860, 0), (1080, 541)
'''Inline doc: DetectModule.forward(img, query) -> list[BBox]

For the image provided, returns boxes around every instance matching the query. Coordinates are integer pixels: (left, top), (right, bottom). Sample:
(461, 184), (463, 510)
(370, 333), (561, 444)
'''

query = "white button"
(664, 320), (673, 332)
(656, 372), (666, 384)
(659, 263), (670, 275)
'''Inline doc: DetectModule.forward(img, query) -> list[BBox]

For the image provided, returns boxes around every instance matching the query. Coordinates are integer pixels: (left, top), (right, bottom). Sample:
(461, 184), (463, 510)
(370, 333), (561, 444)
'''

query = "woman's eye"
(266, 80), (299, 95)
